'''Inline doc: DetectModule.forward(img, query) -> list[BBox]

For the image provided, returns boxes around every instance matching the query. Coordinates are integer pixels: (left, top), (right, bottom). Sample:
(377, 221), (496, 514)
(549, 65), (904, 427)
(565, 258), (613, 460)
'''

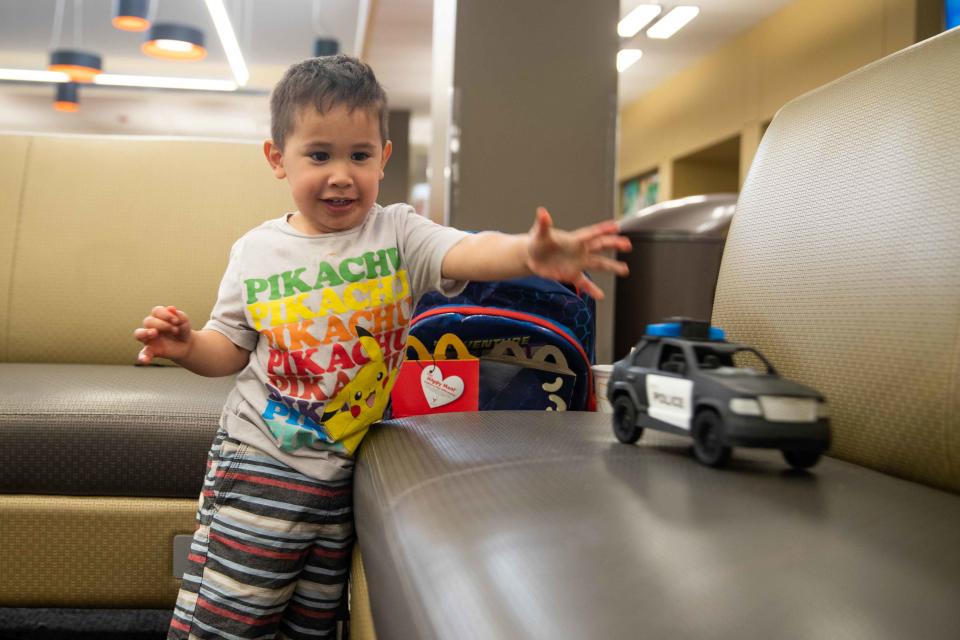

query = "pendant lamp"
(54, 82), (79, 112)
(48, 49), (102, 83)
(314, 38), (340, 57)
(143, 23), (206, 61)
(112, 0), (151, 32)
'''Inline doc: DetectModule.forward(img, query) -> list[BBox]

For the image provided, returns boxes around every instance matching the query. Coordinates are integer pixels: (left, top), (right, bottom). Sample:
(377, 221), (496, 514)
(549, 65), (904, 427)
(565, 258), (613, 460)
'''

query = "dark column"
(380, 109), (410, 205)
(431, 0), (620, 361)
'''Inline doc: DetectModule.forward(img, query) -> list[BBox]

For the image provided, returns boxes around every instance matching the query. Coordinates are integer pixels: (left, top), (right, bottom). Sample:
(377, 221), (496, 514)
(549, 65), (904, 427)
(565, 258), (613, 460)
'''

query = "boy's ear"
(263, 140), (286, 179)
(379, 140), (393, 180)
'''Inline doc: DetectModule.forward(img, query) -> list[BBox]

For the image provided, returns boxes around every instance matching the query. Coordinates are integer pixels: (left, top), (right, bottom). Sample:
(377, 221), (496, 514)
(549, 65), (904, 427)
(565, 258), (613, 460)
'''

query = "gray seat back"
(713, 28), (960, 492)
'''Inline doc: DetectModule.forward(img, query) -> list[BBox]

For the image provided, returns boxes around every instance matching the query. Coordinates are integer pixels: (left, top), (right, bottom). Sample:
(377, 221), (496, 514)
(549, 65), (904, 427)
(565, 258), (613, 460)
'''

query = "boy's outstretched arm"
(441, 207), (631, 300)
(133, 305), (250, 377)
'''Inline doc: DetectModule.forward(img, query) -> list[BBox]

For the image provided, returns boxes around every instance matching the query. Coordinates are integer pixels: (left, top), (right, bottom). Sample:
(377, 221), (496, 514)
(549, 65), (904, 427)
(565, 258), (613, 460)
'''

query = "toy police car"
(608, 318), (831, 469)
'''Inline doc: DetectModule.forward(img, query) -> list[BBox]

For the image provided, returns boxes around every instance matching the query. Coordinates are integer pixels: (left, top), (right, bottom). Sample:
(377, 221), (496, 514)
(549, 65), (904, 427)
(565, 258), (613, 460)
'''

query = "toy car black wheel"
(612, 395), (643, 444)
(782, 449), (822, 469)
(692, 410), (731, 468)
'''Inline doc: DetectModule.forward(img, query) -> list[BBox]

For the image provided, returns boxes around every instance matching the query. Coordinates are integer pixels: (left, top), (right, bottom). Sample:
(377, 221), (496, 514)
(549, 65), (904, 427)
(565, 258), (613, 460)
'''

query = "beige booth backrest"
(713, 28), (960, 493)
(0, 134), (293, 364)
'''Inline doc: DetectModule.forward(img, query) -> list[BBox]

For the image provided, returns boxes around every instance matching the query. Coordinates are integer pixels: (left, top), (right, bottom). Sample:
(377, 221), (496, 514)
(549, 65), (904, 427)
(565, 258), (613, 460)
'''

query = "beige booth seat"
(0, 133), (292, 608)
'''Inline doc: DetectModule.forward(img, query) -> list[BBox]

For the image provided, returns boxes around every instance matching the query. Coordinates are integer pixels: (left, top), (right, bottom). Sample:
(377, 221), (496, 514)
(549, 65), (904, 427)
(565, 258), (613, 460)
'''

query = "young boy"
(134, 54), (630, 640)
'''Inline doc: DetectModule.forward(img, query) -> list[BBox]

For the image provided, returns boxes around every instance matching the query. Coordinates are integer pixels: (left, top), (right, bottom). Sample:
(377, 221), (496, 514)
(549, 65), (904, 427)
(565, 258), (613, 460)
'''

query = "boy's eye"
(309, 151), (329, 162)
(351, 152), (371, 162)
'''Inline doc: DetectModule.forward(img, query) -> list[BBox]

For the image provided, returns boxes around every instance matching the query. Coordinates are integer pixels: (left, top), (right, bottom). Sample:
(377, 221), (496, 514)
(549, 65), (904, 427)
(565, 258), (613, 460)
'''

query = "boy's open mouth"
(323, 198), (355, 207)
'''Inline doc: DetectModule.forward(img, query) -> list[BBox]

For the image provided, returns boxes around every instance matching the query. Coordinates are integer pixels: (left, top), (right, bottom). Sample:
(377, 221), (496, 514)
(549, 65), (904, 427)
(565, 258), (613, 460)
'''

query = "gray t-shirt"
(204, 203), (469, 480)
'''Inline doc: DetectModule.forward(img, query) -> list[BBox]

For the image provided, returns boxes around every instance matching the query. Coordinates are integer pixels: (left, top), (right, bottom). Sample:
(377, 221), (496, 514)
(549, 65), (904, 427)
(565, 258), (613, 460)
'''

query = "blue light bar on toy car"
(646, 321), (726, 341)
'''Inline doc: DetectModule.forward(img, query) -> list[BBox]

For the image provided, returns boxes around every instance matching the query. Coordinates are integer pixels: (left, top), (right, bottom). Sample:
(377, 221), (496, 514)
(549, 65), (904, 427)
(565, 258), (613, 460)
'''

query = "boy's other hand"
(133, 305), (194, 364)
(526, 207), (631, 300)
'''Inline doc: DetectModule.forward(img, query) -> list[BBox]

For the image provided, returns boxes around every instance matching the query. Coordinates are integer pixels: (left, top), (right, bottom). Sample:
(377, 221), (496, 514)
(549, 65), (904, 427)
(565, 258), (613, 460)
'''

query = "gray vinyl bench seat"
(0, 363), (229, 497)
(355, 411), (960, 640)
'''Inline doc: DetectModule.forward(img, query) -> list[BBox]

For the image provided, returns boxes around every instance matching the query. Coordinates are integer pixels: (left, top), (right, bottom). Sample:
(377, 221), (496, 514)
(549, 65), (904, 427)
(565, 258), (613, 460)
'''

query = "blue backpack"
(408, 277), (596, 411)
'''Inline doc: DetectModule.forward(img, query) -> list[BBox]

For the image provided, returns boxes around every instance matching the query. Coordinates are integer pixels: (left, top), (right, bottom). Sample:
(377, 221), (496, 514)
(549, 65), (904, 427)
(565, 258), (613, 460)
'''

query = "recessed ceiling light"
(647, 6), (700, 39)
(618, 4), (662, 38)
(143, 24), (207, 61)
(314, 38), (340, 57)
(48, 49), (103, 83)
(617, 49), (643, 73)
(54, 82), (80, 112)
(113, 0), (152, 32)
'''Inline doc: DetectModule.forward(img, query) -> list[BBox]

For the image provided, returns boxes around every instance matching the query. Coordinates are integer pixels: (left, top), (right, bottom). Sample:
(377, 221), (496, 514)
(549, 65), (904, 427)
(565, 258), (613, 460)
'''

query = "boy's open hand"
(526, 207), (631, 300)
(133, 305), (193, 364)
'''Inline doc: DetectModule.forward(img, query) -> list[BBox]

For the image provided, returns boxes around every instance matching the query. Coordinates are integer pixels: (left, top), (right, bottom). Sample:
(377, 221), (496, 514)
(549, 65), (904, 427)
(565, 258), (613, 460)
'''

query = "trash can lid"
(619, 193), (737, 238)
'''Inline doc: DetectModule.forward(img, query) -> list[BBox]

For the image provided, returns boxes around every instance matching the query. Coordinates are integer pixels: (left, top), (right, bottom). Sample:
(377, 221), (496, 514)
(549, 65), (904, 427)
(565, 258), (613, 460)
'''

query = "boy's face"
(264, 104), (392, 234)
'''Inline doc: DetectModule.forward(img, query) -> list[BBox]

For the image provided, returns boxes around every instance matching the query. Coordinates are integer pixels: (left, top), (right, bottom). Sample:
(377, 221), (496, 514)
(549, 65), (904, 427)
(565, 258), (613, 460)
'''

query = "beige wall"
(618, 0), (939, 197)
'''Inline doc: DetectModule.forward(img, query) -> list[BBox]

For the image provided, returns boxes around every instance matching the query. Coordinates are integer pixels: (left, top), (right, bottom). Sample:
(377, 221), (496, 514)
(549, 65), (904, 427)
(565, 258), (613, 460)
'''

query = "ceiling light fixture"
(112, 0), (151, 32)
(203, 0), (249, 86)
(0, 0), (252, 95)
(48, 49), (102, 83)
(54, 82), (79, 112)
(618, 4), (662, 38)
(647, 6), (700, 39)
(94, 74), (237, 91)
(143, 23), (207, 60)
(314, 38), (340, 57)
(617, 49), (643, 73)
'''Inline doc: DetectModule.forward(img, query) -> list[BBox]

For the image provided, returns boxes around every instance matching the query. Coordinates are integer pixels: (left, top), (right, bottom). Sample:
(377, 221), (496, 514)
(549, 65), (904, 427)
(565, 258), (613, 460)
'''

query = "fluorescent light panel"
(0, 69), (69, 82)
(617, 49), (643, 73)
(618, 4), (662, 38)
(95, 74), (237, 91)
(647, 6), (700, 39)
(204, 0), (249, 86)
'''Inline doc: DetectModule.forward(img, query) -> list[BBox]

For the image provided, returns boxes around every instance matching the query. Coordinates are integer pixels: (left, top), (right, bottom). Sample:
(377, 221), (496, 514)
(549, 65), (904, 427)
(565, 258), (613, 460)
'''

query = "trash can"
(614, 194), (736, 359)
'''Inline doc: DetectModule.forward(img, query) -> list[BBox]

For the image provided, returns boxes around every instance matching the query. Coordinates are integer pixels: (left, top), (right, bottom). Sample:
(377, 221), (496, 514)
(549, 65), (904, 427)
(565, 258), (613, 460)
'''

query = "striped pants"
(168, 427), (354, 640)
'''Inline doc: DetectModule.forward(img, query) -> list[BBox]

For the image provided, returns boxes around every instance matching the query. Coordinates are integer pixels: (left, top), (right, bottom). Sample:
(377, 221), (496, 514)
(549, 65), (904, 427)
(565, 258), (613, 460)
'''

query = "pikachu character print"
(319, 326), (399, 453)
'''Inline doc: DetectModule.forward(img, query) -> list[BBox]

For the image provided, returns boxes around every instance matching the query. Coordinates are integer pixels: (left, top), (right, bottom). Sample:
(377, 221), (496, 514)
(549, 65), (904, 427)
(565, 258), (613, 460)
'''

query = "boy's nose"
(329, 164), (353, 188)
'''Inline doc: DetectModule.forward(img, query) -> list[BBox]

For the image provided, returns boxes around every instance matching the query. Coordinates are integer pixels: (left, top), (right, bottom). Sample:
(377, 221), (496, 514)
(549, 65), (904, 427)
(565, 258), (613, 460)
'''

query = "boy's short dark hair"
(270, 54), (389, 151)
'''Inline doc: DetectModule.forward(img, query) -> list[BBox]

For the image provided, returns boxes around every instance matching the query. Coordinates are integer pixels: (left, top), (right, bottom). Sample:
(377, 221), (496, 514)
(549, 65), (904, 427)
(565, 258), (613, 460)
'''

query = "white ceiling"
(617, 0), (794, 105)
(0, 0), (795, 142)
(0, 0), (362, 76)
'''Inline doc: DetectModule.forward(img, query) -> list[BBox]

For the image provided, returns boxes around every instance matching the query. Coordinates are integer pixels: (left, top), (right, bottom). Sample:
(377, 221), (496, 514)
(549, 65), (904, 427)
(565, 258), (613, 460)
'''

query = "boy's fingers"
(586, 235), (632, 253)
(587, 255), (630, 276)
(534, 207), (553, 237)
(138, 346), (153, 364)
(166, 305), (182, 325)
(151, 305), (173, 321)
(575, 274), (605, 300)
(150, 305), (179, 324)
(143, 316), (174, 333)
(576, 220), (621, 240)
(133, 327), (156, 343)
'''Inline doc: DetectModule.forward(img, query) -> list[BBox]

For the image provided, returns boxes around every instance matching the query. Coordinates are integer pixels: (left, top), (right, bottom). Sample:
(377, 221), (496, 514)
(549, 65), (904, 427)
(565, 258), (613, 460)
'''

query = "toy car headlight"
(729, 398), (762, 416)
(816, 401), (829, 419)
